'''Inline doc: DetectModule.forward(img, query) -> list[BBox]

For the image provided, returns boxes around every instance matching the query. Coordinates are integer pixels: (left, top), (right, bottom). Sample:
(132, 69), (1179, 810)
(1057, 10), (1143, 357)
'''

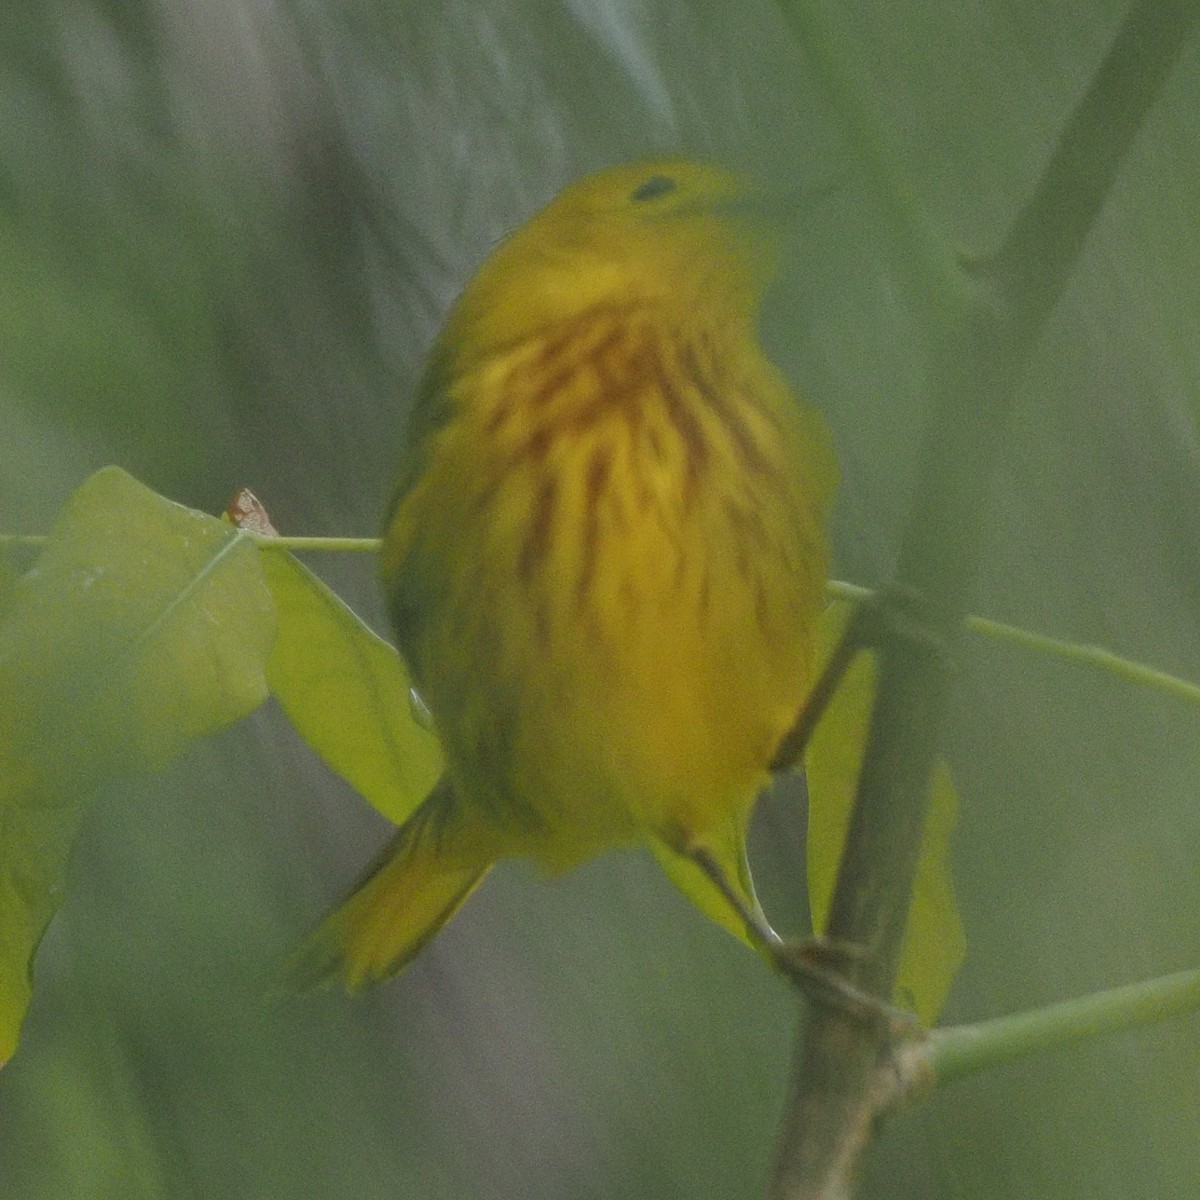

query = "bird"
(292, 158), (837, 991)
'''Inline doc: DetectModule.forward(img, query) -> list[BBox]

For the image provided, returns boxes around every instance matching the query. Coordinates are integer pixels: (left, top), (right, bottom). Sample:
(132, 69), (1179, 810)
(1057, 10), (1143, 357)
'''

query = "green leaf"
(261, 549), (442, 826)
(805, 601), (966, 1025)
(0, 466), (275, 1063)
(0, 769), (85, 1069)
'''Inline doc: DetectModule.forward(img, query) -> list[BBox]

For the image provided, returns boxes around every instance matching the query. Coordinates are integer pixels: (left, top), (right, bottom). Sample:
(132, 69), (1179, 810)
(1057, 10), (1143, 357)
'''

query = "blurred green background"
(2, 1), (1198, 1196)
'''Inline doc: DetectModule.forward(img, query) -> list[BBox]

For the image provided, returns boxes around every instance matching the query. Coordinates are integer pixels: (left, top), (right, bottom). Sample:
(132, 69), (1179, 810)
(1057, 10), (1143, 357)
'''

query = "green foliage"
(0, 469), (460, 1062)
(262, 548), (442, 825)
(0, 467), (275, 1060)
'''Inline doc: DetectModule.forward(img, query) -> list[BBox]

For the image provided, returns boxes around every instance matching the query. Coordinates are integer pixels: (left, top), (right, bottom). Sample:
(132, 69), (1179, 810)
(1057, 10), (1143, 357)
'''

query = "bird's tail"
(288, 778), (493, 992)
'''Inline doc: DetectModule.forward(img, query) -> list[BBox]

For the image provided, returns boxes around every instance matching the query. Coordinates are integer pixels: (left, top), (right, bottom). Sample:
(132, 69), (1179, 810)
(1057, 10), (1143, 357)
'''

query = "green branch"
(769, 2), (1200, 1197)
(828, 580), (1200, 707)
(922, 968), (1200, 1088)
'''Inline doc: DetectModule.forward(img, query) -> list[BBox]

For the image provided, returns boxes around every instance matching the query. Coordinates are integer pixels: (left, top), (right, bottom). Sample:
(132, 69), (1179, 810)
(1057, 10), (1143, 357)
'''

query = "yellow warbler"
(295, 159), (836, 990)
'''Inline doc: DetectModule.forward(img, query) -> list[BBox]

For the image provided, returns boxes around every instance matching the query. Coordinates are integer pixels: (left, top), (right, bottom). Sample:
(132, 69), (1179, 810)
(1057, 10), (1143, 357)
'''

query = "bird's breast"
(389, 312), (833, 852)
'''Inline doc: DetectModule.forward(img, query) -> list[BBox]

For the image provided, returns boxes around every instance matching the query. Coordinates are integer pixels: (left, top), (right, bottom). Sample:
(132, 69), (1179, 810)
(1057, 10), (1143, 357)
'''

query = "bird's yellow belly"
(524, 520), (809, 864)
(410, 419), (818, 867)
(386, 319), (832, 870)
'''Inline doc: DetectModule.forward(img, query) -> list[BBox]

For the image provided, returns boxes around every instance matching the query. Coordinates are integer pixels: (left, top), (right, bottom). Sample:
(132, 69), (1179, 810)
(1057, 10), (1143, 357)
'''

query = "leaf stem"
(252, 535), (382, 553)
(828, 580), (1200, 707)
(0, 532), (384, 554)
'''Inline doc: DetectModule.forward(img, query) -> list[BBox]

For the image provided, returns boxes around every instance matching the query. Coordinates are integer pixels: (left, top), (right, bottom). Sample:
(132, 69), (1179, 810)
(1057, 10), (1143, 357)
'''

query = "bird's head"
(445, 159), (781, 357)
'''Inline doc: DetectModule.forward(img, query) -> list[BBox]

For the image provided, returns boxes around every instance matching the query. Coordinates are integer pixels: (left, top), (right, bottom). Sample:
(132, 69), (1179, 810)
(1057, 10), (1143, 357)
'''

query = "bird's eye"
(630, 175), (678, 203)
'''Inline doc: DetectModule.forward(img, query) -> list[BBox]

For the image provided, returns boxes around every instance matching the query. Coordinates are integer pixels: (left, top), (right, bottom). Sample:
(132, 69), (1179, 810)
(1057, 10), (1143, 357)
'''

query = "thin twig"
(926, 968), (1200, 1088)
(252, 535), (381, 553)
(828, 580), (1200, 708)
(0, 533), (384, 553)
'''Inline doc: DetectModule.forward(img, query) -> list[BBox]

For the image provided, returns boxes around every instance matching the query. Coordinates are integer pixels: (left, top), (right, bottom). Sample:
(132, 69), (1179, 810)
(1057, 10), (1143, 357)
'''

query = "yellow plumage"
(294, 159), (836, 990)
